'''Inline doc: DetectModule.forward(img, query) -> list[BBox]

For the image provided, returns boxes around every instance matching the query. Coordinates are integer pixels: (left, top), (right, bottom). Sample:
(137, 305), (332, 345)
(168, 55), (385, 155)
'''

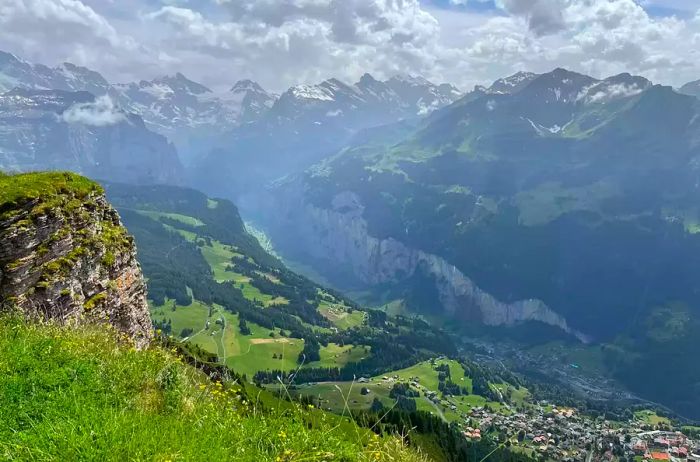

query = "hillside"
(0, 172), (431, 461)
(0, 316), (428, 461)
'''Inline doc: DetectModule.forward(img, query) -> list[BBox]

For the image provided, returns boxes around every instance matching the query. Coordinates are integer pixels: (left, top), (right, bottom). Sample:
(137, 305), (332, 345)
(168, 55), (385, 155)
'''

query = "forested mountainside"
(263, 68), (700, 419)
(104, 182), (459, 379)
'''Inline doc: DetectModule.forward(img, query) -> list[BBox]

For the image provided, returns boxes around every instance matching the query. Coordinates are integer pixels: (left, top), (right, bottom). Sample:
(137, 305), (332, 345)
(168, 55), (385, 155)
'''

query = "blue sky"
(424, 0), (697, 17)
(1, 0), (699, 92)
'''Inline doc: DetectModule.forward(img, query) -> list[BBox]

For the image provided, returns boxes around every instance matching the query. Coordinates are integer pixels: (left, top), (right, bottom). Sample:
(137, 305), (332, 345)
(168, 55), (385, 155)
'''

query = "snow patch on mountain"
(291, 84), (336, 101)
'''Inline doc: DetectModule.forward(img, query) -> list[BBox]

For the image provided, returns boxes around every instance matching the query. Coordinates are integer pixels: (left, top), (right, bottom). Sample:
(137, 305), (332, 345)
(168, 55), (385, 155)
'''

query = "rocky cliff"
(0, 172), (151, 346)
(273, 186), (588, 342)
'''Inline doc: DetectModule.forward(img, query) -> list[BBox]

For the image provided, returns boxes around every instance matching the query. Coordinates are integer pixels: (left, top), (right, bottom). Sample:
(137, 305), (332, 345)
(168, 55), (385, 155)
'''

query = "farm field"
(307, 343), (370, 368)
(319, 302), (366, 330)
(283, 358), (516, 423)
(152, 299), (305, 376)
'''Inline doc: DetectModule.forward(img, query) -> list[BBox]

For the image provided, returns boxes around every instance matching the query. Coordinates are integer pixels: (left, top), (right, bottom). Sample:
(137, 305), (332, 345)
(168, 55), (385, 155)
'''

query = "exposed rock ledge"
(0, 173), (152, 347)
(279, 189), (588, 342)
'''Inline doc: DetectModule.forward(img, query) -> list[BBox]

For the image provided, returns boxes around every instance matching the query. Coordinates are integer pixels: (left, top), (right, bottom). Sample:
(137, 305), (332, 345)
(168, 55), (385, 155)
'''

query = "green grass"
(306, 343), (370, 368)
(0, 317), (428, 461)
(634, 410), (671, 427)
(224, 315), (305, 376)
(151, 300), (306, 377)
(200, 239), (241, 282)
(290, 381), (396, 413)
(138, 210), (205, 227)
(197, 238), (288, 307)
(287, 358), (509, 423)
(319, 303), (366, 330)
(0, 171), (101, 213)
(155, 299), (368, 377)
(150, 298), (210, 339)
(383, 359), (472, 393)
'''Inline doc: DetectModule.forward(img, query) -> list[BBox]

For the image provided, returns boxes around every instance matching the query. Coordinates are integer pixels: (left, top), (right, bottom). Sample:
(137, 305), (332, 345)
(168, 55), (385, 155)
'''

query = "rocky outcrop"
(0, 172), (151, 346)
(275, 187), (588, 342)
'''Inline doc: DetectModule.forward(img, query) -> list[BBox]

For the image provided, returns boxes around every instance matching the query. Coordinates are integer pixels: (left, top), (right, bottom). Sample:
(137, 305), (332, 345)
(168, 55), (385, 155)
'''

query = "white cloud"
(577, 82), (644, 104)
(61, 95), (126, 126)
(0, 0), (700, 93)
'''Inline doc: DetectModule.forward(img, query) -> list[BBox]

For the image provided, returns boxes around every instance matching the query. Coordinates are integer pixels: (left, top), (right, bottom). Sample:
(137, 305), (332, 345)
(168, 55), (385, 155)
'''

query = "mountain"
(111, 74), (277, 163)
(0, 88), (183, 184)
(680, 79), (700, 98)
(0, 51), (111, 96)
(0, 50), (277, 164)
(192, 73), (462, 202)
(0, 172), (151, 345)
(260, 68), (700, 417)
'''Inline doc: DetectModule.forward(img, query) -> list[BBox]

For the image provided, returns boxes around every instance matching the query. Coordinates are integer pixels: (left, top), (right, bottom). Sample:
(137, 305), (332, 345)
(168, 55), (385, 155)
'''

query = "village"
(370, 368), (700, 462)
(462, 405), (700, 461)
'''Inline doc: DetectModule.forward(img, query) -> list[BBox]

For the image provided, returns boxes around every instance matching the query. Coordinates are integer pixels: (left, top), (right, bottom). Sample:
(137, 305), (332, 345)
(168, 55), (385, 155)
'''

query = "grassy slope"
(0, 317), (429, 462)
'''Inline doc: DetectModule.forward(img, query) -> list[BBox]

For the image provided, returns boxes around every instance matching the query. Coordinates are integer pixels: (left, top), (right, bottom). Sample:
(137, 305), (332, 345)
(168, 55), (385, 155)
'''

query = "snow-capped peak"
(487, 71), (539, 95)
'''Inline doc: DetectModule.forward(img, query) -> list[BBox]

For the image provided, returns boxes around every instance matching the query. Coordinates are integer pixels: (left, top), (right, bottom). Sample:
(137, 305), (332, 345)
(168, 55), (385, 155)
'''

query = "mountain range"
(192, 73), (462, 201)
(0, 50), (462, 173)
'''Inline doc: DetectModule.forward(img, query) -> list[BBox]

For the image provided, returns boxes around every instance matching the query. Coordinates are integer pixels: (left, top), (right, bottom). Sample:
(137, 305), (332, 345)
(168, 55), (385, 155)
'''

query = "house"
(654, 438), (670, 448)
(649, 452), (670, 461)
(633, 441), (649, 454)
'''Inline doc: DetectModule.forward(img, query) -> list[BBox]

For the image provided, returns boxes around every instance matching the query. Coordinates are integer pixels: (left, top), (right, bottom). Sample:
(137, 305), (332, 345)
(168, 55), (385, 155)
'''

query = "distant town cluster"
(462, 404), (699, 461)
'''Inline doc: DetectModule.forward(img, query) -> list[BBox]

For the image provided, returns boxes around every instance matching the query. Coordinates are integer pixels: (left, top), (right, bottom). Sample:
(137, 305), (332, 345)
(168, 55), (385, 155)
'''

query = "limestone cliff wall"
(275, 187), (588, 342)
(0, 179), (151, 346)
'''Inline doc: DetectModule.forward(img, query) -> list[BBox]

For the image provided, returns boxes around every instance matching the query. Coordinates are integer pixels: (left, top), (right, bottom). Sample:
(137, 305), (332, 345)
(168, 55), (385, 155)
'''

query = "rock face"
(0, 172), (151, 346)
(274, 187), (588, 342)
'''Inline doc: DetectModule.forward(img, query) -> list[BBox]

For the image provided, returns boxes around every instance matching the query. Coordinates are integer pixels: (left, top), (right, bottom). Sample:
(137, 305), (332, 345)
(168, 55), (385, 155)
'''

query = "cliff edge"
(0, 171), (151, 346)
